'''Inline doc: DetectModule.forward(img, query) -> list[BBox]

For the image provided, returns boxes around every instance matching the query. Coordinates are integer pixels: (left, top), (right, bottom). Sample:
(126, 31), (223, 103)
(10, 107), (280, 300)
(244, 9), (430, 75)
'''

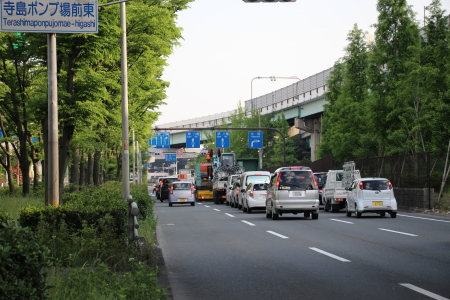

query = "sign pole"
(47, 33), (59, 206)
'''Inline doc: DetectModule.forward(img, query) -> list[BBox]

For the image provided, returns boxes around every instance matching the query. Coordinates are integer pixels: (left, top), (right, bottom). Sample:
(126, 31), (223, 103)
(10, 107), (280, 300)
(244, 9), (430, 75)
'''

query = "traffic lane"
(157, 202), (447, 300)
(213, 204), (450, 298)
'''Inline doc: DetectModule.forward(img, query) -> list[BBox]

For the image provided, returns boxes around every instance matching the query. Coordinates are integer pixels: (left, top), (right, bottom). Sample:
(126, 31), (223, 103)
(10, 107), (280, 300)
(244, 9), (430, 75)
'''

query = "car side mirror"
(241, 189), (245, 193)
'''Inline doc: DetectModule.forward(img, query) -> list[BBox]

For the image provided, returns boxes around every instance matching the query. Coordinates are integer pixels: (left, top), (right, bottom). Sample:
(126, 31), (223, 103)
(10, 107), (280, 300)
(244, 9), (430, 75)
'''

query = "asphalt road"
(154, 198), (450, 300)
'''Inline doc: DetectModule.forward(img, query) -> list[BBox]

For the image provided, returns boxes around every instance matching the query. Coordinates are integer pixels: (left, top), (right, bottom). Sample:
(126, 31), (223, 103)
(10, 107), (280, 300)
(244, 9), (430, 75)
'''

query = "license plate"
(372, 201), (382, 206)
(289, 191), (305, 197)
(178, 198), (187, 202)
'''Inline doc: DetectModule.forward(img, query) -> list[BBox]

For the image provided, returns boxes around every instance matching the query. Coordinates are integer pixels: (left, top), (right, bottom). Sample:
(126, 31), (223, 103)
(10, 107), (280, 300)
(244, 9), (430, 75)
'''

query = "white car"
(168, 181), (196, 207)
(345, 178), (397, 218)
(242, 181), (268, 213)
(237, 171), (271, 210)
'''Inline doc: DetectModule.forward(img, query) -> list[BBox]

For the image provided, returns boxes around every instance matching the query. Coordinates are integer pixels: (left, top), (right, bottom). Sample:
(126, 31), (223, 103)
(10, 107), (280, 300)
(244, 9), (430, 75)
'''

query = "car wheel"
(160, 199), (164, 202)
(390, 212), (397, 218)
(304, 212), (311, 218)
(312, 212), (319, 220)
(266, 208), (271, 218)
(345, 203), (352, 217)
(380, 212), (386, 217)
(324, 199), (330, 212)
(169, 203), (172, 207)
(226, 200), (230, 206)
(191, 202), (195, 206)
(238, 203), (242, 210)
(331, 204), (339, 213)
(243, 205), (247, 213)
(272, 208), (279, 220)
(355, 204), (361, 218)
(247, 206), (252, 214)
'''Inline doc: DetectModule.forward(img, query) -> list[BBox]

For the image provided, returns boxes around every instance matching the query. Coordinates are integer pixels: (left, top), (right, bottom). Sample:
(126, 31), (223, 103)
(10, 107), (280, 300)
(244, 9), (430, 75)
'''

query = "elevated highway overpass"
(154, 67), (332, 161)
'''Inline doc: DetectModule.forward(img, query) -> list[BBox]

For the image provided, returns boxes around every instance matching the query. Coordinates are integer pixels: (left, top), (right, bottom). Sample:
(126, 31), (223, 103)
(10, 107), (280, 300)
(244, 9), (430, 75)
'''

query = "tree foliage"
(318, 0), (450, 160)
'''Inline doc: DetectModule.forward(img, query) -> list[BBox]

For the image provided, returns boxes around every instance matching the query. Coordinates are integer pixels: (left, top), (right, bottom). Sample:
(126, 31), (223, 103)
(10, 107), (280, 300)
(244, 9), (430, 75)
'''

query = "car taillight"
(359, 182), (364, 190)
(276, 173), (282, 188)
(170, 185), (174, 194)
(191, 184), (195, 194)
(388, 181), (393, 190)
(250, 191), (254, 197)
(312, 172), (318, 187)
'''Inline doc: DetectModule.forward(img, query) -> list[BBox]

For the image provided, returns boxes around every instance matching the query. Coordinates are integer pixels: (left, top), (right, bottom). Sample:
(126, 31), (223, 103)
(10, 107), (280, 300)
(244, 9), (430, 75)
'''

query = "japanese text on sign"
(1, 0), (98, 33)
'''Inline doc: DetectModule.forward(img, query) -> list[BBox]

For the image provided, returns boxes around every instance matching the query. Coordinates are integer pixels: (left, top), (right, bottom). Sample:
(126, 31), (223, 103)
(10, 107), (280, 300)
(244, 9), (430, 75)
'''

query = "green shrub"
(0, 220), (53, 299)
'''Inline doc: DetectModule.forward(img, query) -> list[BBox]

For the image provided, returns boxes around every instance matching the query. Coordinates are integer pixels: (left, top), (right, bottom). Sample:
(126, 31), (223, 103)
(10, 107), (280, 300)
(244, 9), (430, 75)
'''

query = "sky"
(156, 0), (449, 125)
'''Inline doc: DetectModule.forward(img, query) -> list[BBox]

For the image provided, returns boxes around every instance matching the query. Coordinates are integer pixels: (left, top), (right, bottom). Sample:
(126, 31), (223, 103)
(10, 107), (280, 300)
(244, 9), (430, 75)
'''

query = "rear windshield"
(246, 175), (270, 185)
(335, 173), (344, 181)
(253, 183), (267, 191)
(172, 183), (191, 190)
(162, 178), (177, 185)
(362, 180), (389, 190)
(280, 171), (314, 189)
(314, 173), (327, 185)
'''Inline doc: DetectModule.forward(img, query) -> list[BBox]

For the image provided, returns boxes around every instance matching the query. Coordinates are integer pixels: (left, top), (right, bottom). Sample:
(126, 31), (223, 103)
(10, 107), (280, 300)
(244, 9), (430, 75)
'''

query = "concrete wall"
(395, 187), (434, 211)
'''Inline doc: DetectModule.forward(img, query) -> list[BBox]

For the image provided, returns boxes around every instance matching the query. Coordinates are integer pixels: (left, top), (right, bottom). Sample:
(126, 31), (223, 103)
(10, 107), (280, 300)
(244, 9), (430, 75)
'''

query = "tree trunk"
(86, 152), (93, 185)
(70, 148), (80, 192)
(93, 149), (101, 186)
(79, 152), (85, 186)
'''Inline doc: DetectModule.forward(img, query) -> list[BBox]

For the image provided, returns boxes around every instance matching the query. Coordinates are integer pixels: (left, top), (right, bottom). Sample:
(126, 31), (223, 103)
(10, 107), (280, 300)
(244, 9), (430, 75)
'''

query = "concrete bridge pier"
(294, 117), (322, 162)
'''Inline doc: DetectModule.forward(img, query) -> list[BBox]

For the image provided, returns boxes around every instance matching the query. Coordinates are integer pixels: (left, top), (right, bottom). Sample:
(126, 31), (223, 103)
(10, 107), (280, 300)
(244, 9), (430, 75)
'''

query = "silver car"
(266, 166), (319, 220)
(168, 181), (196, 207)
(345, 178), (397, 218)
(225, 174), (240, 206)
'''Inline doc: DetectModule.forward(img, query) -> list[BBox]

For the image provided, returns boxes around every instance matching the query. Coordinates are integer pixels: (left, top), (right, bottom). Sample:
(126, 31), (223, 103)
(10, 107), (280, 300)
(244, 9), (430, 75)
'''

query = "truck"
(211, 150), (244, 204)
(194, 152), (214, 201)
(322, 161), (360, 212)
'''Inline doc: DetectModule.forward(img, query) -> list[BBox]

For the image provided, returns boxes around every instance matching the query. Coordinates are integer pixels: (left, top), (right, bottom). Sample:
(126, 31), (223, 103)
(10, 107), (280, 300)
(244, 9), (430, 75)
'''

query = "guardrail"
(127, 195), (140, 241)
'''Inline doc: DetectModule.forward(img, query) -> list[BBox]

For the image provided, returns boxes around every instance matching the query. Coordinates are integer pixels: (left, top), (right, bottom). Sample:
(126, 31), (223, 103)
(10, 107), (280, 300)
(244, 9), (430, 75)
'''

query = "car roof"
(356, 177), (389, 181)
(172, 181), (192, 184)
(275, 166), (311, 172)
(250, 181), (268, 185)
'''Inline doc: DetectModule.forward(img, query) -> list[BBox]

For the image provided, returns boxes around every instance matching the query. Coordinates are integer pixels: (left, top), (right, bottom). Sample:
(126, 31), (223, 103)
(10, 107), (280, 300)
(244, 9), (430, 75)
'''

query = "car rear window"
(361, 180), (389, 190)
(253, 183), (267, 191)
(246, 175), (270, 185)
(173, 183), (191, 190)
(280, 171), (314, 189)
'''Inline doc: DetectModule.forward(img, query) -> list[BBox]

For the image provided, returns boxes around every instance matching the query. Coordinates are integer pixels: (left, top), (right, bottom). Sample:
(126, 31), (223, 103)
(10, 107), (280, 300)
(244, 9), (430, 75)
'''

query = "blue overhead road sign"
(156, 132), (170, 148)
(165, 154), (176, 162)
(216, 131), (230, 148)
(248, 131), (263, 148)
(148, 138), (157, 146)
(186, 131), (201, 148)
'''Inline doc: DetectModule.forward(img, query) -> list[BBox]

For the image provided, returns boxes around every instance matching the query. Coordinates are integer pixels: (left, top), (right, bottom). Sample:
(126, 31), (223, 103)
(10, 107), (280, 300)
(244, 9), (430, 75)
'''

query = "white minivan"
(237, 171), (271, 210)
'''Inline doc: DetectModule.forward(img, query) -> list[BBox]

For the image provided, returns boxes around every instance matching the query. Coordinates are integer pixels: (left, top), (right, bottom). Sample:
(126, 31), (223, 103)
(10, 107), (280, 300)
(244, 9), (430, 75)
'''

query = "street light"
(251, 76), (300, 169)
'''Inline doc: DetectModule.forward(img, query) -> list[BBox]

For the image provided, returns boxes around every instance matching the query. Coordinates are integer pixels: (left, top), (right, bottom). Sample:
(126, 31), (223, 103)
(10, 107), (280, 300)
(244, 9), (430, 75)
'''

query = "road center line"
(378, 228), (417, 236)
(399, 283), (449, 300)
(266, 231), (289, 239)
(330, 218), (354, 224)
(204, 205), (210, 208)
(213, 209), (221, 212)
(242, 220), (255, 226)
(225, 213), (235, 218)
(309, 247), (351, 262)
(398, 214), (450, 223)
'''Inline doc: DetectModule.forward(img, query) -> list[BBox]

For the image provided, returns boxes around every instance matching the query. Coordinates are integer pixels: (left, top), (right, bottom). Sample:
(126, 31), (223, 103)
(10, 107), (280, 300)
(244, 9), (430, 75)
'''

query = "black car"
(158, 177), (178, 201)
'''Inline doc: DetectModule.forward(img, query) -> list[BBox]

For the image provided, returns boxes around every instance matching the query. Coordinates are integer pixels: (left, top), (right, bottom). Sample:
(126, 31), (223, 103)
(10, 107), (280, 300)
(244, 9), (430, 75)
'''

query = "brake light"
(276, 173), (282, 188)
(250, 190), (254, 197)
(388, 181), (393, 190)
(359, 182), (364, 190)
(170, 185), (174, 194)
(290, 167), (303, 169)
(312, 172), (318, 187)
(191, 184), (195, 194)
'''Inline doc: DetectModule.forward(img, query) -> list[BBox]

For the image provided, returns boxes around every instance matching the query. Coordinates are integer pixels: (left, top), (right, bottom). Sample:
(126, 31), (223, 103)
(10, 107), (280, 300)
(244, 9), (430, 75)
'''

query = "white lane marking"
(204, 205), (210, 208)
(330, 219), (354, 224)
(198, 203), (203, 205)
(225, 213), (235, 218)
(309, 247), (351, 262)
(266, 231), (289, 239)
(398, 214), (450, 223)
(400, 283), (450, 300)
(242, 220), (255, 226)
(213, 209), (221, 211)
(378, 228), (418, 237)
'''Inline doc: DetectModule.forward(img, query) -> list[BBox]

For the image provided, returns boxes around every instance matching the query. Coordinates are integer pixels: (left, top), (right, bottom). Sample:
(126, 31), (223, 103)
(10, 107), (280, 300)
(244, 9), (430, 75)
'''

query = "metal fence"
(264, 152), (434, 189)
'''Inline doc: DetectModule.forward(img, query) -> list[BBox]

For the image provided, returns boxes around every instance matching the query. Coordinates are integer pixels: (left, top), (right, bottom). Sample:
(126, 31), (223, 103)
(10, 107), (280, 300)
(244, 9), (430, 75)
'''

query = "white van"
(237, 171), (271, 210)
(323, 169), (360, 212)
